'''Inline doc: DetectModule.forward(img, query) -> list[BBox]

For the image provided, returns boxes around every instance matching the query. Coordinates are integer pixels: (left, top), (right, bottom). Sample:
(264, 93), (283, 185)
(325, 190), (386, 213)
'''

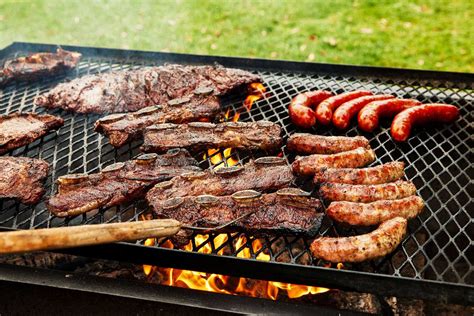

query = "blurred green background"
(0, 0), (472, 72)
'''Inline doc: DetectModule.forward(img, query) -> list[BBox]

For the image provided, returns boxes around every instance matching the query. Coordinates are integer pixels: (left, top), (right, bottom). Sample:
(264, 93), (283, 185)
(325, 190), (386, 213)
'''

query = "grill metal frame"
(0, 42), (472, 305)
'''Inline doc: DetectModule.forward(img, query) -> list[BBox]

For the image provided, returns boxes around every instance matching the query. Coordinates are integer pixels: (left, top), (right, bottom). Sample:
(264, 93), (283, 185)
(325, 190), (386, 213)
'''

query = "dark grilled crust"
(141, 121), (282, 153)
(0, 113), (64, 154)
(94, 94), (221, 147)
(326, 196), (424, 226)
(0, 157), (49, 204)
(47, 149), (201, 217)
(319, 180), (417, 203)
(0, 48), (81, 86)
(292, 147), (375, 176)
(310, 217), (407, 262)
(35, 64), (261, 114)
(313, 161), (405, 185)
(287, 134), (370, 155)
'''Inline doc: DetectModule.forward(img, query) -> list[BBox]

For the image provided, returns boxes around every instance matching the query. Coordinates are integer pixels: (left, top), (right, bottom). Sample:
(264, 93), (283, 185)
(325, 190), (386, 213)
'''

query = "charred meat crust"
(287, 134), (370, 155)
(0, 157), (49, 204)
(35, 64), (261, 114)
(0, 113), (64, 154)
(0, 48), (81, 86)
(47, 149), (200, 217)
(141, 121), (283, 153)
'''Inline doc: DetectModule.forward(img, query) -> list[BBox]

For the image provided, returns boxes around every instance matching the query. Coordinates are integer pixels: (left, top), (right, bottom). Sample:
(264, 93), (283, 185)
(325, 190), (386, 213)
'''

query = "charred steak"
(0, 48), (81, 86)
(141, 121), (282, 153)
(0, 113), (64, 154)
(35, 64), (261, 113)
(47, 149), (200, 217)
(0, 157), (49, 204)
(94, 92), (220, 147)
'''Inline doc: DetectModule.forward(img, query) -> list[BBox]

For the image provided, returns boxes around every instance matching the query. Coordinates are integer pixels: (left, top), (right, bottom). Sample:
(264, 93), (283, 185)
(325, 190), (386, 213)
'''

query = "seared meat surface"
(0, 157), (49, 204)
(35, 64), (261, 113)
(47, 149), (200, 217)
(287, 134), (370, 155)
(0, 113), (64, 154)
(0, 48), (81, 86)
(94, 92), (220, 147)
(141, 121), (282, 153)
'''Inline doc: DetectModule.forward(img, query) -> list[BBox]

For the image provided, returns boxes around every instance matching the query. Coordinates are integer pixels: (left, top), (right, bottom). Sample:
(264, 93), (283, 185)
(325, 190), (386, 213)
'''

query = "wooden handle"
(0, 219), (181, 254)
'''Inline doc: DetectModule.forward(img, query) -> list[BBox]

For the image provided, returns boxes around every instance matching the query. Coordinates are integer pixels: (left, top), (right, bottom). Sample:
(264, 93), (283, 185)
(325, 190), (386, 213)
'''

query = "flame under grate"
(0, 44), (472, 289)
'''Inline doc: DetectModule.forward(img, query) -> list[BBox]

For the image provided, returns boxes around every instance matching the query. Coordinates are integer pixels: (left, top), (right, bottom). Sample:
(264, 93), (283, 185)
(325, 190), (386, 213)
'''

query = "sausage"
(310, 217), (407, 262)
(332, 94), (394, 130)
(326, 196), (424, 226)
(358, 99), (422, 132)
(315, 90), (372, 125)
(286, 133), (369, 154)
(313, 161), (405, 185)
(391, 103), (460, 142)
(319, 180), (416, 203)
(292, 147), (375, 176)
(288, 90), (333, 128)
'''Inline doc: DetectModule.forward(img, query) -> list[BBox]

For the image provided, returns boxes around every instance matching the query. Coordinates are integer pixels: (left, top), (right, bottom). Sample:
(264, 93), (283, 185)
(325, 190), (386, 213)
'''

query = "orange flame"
(244, 83), (266, 111)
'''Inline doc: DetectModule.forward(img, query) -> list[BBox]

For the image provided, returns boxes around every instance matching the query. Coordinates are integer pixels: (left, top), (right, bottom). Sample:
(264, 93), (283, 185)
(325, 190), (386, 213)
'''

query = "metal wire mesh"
(0, 46), (472, 287)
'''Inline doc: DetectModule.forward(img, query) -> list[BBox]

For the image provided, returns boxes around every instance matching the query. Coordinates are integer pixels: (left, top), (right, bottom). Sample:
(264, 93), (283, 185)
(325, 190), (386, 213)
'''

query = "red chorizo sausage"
(288, 90), (333, 128)
(357, 99), (422, 132)
(315, 90), (372, 125)
(391, 103), (460, 142)
(332, 94), (394, 130)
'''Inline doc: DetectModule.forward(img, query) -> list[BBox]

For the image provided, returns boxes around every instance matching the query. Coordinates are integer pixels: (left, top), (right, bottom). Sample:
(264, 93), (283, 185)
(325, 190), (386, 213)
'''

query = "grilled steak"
(35, 64), (261, 113)
(141, 121), (282, 153)
(0, 48), (81, 86)
(0, 157), (49, 204)
(146, 157), (294, 206)
(154, 189), (323, 243)
(47, 149), (200, 217)
(0, 113), (64, 154)
(94, 92), (221, 147)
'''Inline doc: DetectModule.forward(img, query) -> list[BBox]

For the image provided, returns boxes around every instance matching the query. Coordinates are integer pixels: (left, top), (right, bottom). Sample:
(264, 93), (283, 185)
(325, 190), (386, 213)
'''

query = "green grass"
(0, 0), (472, 72)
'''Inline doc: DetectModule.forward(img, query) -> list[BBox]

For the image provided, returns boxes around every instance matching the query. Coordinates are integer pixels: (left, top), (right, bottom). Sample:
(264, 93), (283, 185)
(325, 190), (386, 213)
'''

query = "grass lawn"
(0, 0), (472, 72)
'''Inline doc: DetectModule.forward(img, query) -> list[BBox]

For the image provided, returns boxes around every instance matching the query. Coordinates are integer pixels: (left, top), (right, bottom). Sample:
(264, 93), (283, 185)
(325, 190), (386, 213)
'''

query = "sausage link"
(287, 133), (369, 155)
(332, 94), (394, 130)
(358, 99), (422, 132)
(292, 147), (375, 176)
(310, 217), (407, 262)
(313, 161), (405, 185)
(391, 103), (460, 142)
(326, 196), (424, 226)
(315, 90), (372, 125)
(288, 90), (333, 128)
(319, 180), (416, 202)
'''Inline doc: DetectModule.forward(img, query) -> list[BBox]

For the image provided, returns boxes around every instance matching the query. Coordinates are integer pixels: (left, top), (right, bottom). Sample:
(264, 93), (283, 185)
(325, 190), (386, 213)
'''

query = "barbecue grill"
(0, 42), (472, 305)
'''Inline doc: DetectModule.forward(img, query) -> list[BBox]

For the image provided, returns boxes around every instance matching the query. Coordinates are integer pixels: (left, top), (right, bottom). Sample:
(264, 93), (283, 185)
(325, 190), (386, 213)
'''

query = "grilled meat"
(313, 162), (405, 185)
(319, 180), (417, 203)
(47, 149), (200, 217)
(154, 188), (323, 239)
(287, 134), (370, 155)
(0, 157), (49, 204)
(0, 113), (64, 154)
(94, 92), (220, 147)
(35, 64), (261, 114)
(146, 157), (294, 206)
(141, 121), (282, 153)
(292, 147), (376, 176)
(311, 217), (407, 262)
(326, 196), (424, 226)
(0, 48), (81, 87)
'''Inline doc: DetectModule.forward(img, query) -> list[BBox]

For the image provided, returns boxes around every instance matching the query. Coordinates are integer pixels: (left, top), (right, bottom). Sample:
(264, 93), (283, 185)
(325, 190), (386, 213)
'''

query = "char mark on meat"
(0, 113), (64, 154)
(35, 64), (261, 114)
(0, 157), (49, 204)
(141, 121), (282, 153)
(47, 149), (200, 217)
(0, 48), (81, 86)
(94, 93), (221, 147)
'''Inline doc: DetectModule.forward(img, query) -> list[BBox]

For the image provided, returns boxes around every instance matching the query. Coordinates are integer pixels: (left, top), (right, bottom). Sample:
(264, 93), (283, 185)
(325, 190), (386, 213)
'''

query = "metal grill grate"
(0, 43), (472, 301)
